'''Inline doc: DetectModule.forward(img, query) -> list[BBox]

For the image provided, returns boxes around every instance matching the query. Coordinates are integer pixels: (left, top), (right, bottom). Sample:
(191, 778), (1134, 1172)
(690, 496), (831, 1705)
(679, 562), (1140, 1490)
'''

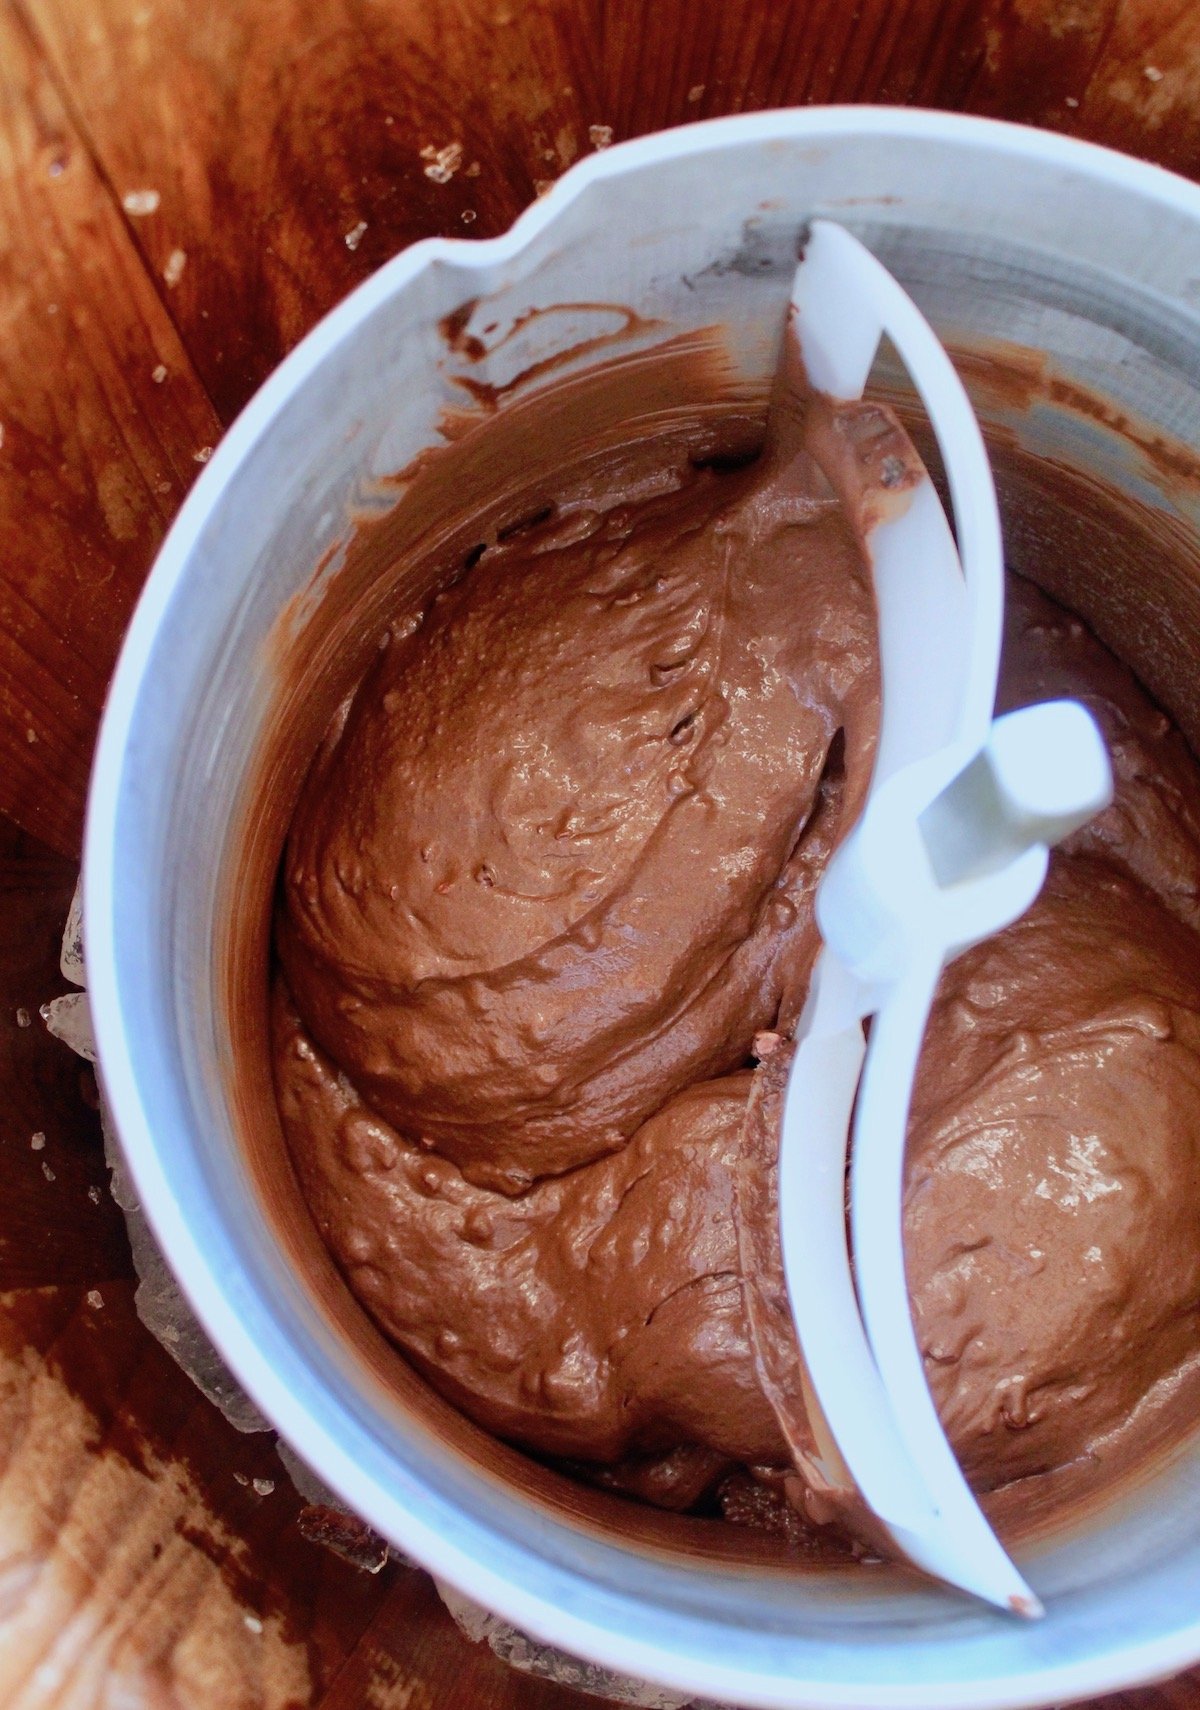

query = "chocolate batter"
(278, 408), (878, 1196)
(271, 348), (1200, 1545)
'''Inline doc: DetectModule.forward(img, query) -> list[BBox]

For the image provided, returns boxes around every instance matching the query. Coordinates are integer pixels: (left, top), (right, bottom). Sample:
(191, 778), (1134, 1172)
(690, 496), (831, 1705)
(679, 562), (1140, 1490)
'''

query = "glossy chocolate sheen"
(265, 333), (1200, 1551)
(277, 404), (879, 1194)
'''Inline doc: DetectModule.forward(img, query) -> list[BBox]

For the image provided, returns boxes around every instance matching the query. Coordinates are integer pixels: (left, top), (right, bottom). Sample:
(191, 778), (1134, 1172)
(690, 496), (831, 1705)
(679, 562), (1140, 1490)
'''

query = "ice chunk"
(433, 1581), (697, 1707)
(41, 992), (96, 1062)
(60, 875), (85, 986)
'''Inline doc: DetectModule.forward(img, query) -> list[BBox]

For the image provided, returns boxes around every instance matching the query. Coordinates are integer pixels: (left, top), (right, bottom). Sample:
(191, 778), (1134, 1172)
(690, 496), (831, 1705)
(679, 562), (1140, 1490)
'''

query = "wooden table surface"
(2, 0), (1200, 1703)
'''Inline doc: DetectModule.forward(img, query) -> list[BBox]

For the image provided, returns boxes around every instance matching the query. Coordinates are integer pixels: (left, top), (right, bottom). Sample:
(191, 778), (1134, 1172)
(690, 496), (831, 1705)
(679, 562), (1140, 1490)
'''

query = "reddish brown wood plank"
(0, 1280), (398, 1707)
(315, 1571), (628, 1710)
(4, 0), (1200, 1702)
(0, 820), (393, 1703)
(0, 815), (631, 1707)
(1100, 1681), (1200, 1710)
(7, 0), (1199, 852)
(0, 817), (130, 1288)
(0, 2), (221, 854)
(1072, 0), (1200, 168)
(18, 0), (605, 423)
(20, 0), (1200, 445)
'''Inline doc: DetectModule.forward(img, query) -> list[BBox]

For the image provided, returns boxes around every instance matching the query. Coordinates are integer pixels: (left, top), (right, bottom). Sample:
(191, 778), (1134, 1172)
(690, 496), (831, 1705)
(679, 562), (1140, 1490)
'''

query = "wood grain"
(315, 1572), (631, 1710)
(0, 824), (382, 1706)
(0, 820), (629, 1709)
(3, 802), (1194, 1704)
(1073, 0), (1200, 166)
(3, 0), (1200, 1700)
(0, 1280), (396, 1709)
(0, 819), (130, 1288)
(0, 2), (221, 855)
(18, 0), (602, 420)
(5, 0), (1199, 853)
(23, 0), (1200, 434)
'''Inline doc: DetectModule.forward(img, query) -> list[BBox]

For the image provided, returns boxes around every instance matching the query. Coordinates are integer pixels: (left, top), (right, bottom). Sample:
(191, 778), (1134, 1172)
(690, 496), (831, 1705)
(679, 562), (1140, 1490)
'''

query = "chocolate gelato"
(270, 337), (1200, 1545)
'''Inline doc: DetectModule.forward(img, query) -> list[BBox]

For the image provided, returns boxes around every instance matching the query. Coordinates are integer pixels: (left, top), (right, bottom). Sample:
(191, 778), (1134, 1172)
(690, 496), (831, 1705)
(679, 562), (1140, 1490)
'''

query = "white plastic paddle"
(778, 221), (1113, 1616)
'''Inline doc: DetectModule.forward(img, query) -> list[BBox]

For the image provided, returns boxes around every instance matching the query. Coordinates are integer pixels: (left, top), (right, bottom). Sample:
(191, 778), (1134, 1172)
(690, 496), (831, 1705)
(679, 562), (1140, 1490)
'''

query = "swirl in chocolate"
(273, 360), (1200, 1543)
